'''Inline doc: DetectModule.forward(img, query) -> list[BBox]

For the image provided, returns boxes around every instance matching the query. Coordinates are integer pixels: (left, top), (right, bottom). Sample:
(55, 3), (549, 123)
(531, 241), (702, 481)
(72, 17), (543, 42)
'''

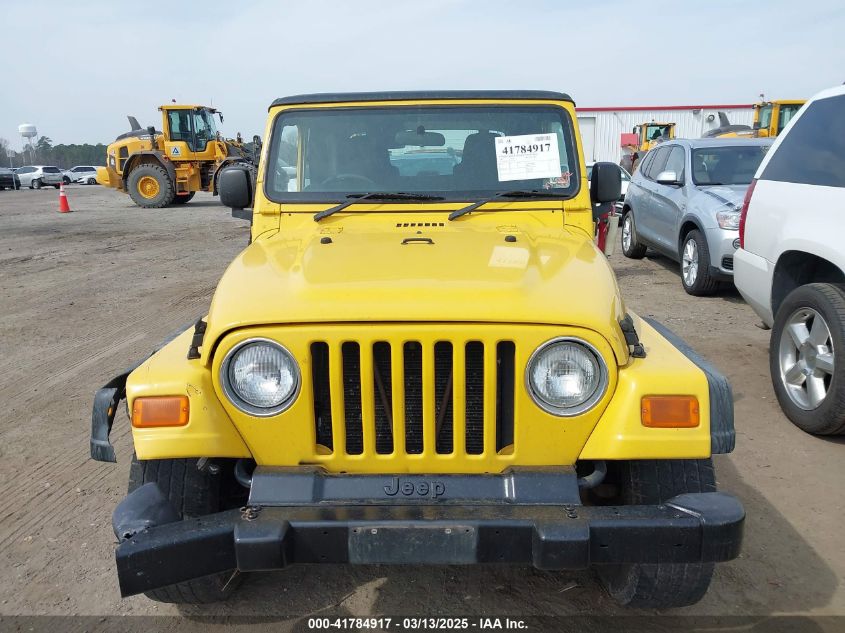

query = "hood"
(693, 184), (749, 210)
(204, 219), (629, 361)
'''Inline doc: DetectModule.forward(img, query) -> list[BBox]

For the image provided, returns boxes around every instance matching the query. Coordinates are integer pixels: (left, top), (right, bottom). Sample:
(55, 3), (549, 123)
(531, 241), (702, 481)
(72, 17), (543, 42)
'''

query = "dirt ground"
(0, 186), (843, 626)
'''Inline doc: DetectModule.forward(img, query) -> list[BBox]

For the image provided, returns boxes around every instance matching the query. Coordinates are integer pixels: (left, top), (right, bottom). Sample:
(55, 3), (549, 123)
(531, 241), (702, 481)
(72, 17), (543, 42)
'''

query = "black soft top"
(269, 90), (573, 110)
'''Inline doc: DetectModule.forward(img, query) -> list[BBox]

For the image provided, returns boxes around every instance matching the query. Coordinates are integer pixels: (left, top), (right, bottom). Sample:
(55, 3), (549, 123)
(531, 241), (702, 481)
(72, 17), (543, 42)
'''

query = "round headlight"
(526, 338), (608, 416)
(221, 339), (300, 416)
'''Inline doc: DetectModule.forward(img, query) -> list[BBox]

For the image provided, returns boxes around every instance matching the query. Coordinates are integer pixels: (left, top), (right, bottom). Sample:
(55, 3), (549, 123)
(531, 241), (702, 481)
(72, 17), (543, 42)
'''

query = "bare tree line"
(0, 136), (106, 168)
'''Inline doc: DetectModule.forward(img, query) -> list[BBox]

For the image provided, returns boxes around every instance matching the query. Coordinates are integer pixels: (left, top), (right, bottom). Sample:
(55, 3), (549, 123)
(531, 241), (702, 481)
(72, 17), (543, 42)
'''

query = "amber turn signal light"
(641, 396), (699, 428)
(132, 396), (189, 428)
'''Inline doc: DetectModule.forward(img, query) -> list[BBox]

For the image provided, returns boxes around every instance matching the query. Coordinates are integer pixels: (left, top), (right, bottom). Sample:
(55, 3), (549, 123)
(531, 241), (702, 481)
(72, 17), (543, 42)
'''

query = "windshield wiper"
(448, 190), (570, 221)
(314, 192), (443, 221)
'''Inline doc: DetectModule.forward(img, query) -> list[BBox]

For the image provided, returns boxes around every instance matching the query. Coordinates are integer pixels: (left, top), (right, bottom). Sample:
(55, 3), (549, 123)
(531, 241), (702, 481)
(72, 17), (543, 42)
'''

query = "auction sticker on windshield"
(495, 133), (562, 182)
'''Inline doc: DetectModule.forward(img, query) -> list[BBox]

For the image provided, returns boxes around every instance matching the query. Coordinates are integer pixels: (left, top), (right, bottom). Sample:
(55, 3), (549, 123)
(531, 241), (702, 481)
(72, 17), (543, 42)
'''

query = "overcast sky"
(2, 0), (843, 146)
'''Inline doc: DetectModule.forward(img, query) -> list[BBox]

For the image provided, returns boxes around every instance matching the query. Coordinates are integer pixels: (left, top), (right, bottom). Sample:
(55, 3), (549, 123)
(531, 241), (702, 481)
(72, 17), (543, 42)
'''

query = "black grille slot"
(403, 342), (424, 454)
(721, 256), (734, 271)
(310, 343), (333, 450)
(342, 342), (363, 455)
(372, 342), (394, 454)
(496, 342), (515, 452)
(434, 342), (454, 454)
(465, 342), (485, 454)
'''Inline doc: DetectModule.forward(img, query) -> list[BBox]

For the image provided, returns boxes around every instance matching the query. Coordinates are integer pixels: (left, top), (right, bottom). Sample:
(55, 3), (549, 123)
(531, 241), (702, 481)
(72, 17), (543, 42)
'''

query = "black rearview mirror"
(590, 162), (622, 205)
(218, 165), (254, 221)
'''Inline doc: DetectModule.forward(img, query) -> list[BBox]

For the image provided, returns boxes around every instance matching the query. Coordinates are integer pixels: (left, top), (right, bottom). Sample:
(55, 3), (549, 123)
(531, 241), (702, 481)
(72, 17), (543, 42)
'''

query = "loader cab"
(753, 101), (805, 137)
(633, 122), (675, 151)
(161, 106), (221, 157)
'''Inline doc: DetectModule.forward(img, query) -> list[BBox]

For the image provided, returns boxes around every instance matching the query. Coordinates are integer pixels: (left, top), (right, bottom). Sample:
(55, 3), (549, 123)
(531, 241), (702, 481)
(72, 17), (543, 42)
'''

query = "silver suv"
(15, 165), (64, 189)
(621, 138), (773, 295)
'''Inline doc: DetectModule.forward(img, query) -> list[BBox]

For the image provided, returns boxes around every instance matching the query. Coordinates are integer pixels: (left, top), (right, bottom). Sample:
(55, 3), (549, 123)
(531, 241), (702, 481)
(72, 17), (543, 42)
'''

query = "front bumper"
(703, 226), (740, 280)
(112, 468), (744, 597)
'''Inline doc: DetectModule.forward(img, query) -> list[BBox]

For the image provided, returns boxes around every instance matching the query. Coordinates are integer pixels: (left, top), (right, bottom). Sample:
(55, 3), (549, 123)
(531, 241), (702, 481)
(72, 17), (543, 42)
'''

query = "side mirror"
(656, 170), (682, 186)
(590, 162), (622, 204)
(218, 165), (254, 220)
(752, 121), (761, 130)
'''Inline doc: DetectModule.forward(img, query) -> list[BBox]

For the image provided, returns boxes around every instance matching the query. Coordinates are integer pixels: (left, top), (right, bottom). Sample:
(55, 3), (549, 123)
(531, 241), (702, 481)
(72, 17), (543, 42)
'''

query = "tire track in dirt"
(0, 295), (212, 409)
(0, 426), (133, 552)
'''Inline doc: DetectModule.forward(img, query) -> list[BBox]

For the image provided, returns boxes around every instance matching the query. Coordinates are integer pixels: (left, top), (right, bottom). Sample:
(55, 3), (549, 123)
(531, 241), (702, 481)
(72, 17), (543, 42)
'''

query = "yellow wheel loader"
(628, 122), (675, 171)
(633, 122), (676, 152)
(703, 100), (805, 139)
(97, 105), (258, 208)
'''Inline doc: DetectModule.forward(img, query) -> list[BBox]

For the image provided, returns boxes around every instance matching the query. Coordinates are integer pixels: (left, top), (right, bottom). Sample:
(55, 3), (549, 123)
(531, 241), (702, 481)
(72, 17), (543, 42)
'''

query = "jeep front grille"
(310, 339), (515, 459)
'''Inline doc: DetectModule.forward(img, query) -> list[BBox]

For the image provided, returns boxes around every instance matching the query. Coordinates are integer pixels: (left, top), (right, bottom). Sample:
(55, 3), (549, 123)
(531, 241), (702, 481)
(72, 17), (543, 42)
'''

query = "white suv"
(15, 165), (64, 189)
(63, 165), (100, 185)
(734, 84), (845, 435)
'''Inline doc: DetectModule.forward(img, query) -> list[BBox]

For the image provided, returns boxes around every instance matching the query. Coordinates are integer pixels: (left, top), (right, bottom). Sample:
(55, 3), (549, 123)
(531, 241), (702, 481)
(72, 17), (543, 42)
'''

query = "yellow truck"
(97, 104), (257, 208)
(91, 90), (742, 608)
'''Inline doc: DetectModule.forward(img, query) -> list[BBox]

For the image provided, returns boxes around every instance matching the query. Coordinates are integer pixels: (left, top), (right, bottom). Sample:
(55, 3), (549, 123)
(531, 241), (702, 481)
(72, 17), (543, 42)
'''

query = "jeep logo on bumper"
(383, 477), (446, 498)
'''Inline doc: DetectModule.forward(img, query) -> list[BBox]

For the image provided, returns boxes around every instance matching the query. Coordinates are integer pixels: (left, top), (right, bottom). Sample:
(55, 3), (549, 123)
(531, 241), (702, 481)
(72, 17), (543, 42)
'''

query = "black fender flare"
(122, 151), (176, 189)
(677, 213), (706, 252)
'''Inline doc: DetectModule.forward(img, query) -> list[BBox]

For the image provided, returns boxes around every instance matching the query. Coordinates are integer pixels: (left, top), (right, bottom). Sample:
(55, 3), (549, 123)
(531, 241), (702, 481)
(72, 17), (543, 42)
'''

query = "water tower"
(18, 123), (37, 164)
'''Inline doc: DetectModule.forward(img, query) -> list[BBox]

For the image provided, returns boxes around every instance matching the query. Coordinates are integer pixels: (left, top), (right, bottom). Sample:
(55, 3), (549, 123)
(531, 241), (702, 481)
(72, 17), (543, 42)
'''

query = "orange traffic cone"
(58, 182), (71, 213)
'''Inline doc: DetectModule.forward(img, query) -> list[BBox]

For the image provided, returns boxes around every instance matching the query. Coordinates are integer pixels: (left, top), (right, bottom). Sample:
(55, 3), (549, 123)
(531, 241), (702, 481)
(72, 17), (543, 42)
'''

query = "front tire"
(63, 176), (71, 185)
(621, 211), (647, 259)
(770, 283), (845, 435)
(127, 164), (175, 208)
(680, 230), (718, 296)
(597, 459), (717, 608)
(127, 457), (243, 603)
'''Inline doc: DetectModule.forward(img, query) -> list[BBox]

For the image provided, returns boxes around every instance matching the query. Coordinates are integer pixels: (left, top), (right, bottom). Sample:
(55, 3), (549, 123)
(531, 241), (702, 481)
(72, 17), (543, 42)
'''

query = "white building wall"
(577, 107), (754, 164)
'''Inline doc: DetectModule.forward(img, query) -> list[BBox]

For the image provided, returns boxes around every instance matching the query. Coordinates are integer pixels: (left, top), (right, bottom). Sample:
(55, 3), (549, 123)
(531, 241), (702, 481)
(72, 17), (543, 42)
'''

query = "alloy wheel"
(778, 308), (835, 410)
(622, 215), (632, 251)
(682, 238), (699, 287)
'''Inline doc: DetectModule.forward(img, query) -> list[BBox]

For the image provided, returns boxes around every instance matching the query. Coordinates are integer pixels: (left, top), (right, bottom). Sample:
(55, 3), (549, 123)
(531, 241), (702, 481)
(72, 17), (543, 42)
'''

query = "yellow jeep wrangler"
(91, 91), (742, 608)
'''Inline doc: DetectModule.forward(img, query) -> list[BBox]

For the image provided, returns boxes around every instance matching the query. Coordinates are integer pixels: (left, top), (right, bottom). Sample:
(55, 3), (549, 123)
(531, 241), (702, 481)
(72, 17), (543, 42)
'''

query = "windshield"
(777, 104), (802, 134)
(194, 109), (218, 143)
(265, 105), (579, 201)
(645, 124), (671, 141)
(691, 145), (770, 185)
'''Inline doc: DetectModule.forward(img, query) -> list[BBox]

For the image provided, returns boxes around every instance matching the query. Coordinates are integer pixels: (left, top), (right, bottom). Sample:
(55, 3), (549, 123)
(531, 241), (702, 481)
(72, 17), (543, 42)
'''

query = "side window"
(168, 111), (193, 147)
(663, 146), (686, 180)
(761, 95), (845, 188)
(646, 146), (671, 179)
(637, 150), (655, 176)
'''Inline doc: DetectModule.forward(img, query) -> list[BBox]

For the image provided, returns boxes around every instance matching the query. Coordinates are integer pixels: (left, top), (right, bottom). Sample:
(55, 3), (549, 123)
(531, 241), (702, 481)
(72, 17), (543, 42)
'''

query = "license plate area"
(348, 524), (477, 564)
